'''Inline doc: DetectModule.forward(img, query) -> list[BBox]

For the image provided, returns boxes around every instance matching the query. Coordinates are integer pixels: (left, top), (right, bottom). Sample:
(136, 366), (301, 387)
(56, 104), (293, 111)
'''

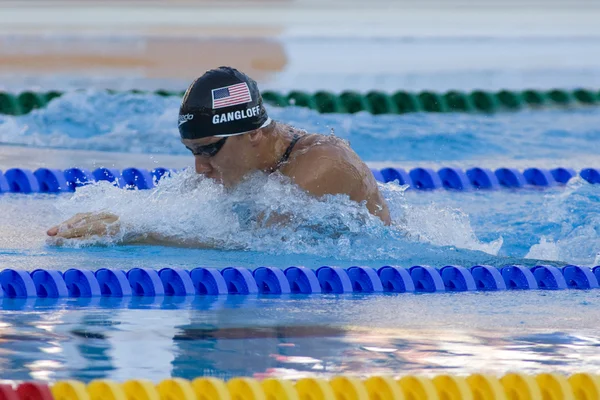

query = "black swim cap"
(178, 66), (271, 140)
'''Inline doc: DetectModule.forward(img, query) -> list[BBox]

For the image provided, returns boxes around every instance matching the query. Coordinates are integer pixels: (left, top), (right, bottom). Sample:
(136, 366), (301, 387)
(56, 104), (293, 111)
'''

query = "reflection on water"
(1, 291), (600, 382)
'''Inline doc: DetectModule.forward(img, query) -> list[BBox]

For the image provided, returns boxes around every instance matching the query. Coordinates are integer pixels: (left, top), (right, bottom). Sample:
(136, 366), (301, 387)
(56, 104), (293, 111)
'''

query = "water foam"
(47, 169), (501, 261)
(525, 237), (561, 262)
(524, 178), (600, 265)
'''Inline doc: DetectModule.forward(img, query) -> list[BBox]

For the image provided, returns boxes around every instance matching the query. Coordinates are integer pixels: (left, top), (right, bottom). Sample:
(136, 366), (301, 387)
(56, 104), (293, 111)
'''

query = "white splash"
(525, 237), (561, 262)
(525, 178), (600, 265)
(384, 183), (502, 256)
(401, 202), (503, 255)
(47, 169), (502, 260)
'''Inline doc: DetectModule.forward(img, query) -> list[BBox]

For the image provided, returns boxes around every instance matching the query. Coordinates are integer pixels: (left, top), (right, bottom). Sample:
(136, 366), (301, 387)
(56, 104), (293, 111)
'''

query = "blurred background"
(1, 0), (600, 93)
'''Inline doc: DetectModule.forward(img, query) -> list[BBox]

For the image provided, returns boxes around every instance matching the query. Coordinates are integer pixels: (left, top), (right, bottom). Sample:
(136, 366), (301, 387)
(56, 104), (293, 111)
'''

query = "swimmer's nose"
(195, 156), (213, 175)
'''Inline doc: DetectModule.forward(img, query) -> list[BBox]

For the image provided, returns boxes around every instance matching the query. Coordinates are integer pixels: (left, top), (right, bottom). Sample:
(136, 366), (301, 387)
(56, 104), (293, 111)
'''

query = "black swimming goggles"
(184, 117), (273, 157)
(186, 137), (228, 157)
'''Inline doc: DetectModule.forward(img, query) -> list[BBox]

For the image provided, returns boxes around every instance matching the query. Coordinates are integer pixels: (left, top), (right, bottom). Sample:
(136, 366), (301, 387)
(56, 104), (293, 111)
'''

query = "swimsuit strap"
(274, 134), (302, 171)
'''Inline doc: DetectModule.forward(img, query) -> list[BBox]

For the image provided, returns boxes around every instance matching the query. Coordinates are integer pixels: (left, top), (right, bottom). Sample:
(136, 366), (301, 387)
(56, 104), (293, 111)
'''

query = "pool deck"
(0, 1), (599, 38)
(1, 0), (600, 92)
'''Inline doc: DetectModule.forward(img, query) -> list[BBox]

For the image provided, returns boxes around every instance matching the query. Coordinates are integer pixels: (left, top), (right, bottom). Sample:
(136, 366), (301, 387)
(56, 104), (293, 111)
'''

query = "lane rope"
(1, 265), (598, 301)
(1, 88), (599, 115)
(4, 372), (599, 399)
(0, 167), (597, 194)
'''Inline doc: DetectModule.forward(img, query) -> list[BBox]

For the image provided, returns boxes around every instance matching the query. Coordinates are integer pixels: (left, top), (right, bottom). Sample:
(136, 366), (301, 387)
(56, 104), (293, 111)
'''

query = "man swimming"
(47, 66), (391, 242)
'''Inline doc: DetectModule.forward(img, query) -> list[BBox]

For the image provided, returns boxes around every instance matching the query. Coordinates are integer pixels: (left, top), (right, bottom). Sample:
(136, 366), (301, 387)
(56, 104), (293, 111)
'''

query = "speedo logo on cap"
(178, 113), (194, 126)
(212, 106), (261, 125)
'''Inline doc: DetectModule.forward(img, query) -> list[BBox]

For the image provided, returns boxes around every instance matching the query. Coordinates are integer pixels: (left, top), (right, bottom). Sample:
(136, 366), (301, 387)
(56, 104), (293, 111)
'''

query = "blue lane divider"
(3, 264), (600, 302)
(222, 267), (259, 294)
(470, 265), (506, 290)
(0, 269), (36, 297)
(151, 168), (172, 183)
(380, 168), (412, 187)
(550, 168), (576, 184)
(4, 168), (40, 193)
(439, 265), (476, 291)
(95, 269), (132, 297)
(466, 168), (500, 189)
(409, 265), (445, 292)
(122, 168), (155, 190)
(63, 269), (101, 297)
(253, 266), (291, 294)
(64, 168), (94, 191)
(438, 168), (471, 191)
(495, 168), (527, 188)
(285, 266), (321, 294)
(409, 168), (443, 190)
(594, 266), (600, 285)
(316, 266), (353, 294)
(159, 268), (195, 296)
(92, 168), (125, 188)
(0, 171), (10, 193)
(347, 266), (383, 293)
(501, 265), (538, 289)
(523, 168), (556, 187)
(190, 268), (229, 295)
(377, 266), (415, 293)
(0, 166), (598, 195)
(33, 168), (70, 193)
(531, 265), (567, 290)
(190, 267), (228, 295)
(31, 269), (69, 297)
(127, 268), (165, 296)
(563, 265), (599, 289)
(580, 168), (600, 184)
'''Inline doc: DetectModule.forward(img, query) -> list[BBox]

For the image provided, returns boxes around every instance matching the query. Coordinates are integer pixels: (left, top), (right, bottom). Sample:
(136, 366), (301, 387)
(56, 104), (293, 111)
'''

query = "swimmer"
(47, 66), (391, 243)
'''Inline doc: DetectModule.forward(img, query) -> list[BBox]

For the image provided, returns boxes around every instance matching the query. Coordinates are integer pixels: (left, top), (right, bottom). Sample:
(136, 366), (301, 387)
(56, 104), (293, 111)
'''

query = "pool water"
(1, 91), (599, 382)
(3, 291), (600, 382)
(1, 91), (598, 269)
(1, 32), (600, 383)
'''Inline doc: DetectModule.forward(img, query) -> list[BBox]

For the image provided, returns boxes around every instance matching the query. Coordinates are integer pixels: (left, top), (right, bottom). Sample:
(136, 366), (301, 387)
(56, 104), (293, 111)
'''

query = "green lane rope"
(0, 89), (599, 116)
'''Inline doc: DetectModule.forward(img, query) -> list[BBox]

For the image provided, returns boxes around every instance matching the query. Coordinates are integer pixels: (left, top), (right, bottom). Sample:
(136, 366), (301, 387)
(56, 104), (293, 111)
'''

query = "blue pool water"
(0, 91), (598, 269)
(1, 54), (600, 382)
(3, 291), (600, 382)
(3, 91), (600, 163)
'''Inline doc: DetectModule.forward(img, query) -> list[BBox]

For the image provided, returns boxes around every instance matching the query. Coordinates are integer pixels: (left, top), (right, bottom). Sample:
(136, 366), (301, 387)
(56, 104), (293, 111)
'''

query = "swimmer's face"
(182, 133), (256, 187)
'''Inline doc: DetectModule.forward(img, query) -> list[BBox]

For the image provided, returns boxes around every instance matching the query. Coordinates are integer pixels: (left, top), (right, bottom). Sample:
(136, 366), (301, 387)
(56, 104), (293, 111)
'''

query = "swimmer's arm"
(126, 232), (221, 249)
(47, 212), (222, 249)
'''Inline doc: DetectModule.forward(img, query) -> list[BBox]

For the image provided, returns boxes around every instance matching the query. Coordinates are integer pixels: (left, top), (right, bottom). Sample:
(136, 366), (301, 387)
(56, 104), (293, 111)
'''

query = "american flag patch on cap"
(211, 82), (252, 109)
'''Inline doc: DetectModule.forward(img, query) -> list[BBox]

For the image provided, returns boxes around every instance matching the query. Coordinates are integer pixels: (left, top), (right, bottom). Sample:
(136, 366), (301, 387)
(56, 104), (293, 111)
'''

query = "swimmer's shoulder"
(282, 131), (392, 225)
(284, 132), (358, 171)
(281, 132), (365, 193)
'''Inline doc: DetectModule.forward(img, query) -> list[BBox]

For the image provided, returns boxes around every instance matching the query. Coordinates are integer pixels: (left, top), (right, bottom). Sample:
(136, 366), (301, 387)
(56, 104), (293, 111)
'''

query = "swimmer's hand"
(47, 212), (120, 239)
(46, 212), (217, 248)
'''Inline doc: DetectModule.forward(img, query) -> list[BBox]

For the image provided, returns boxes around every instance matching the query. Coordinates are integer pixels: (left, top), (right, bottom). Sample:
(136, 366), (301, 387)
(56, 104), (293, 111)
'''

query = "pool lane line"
(0, 265), (598, 303)
(1, 166), (598, 194)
